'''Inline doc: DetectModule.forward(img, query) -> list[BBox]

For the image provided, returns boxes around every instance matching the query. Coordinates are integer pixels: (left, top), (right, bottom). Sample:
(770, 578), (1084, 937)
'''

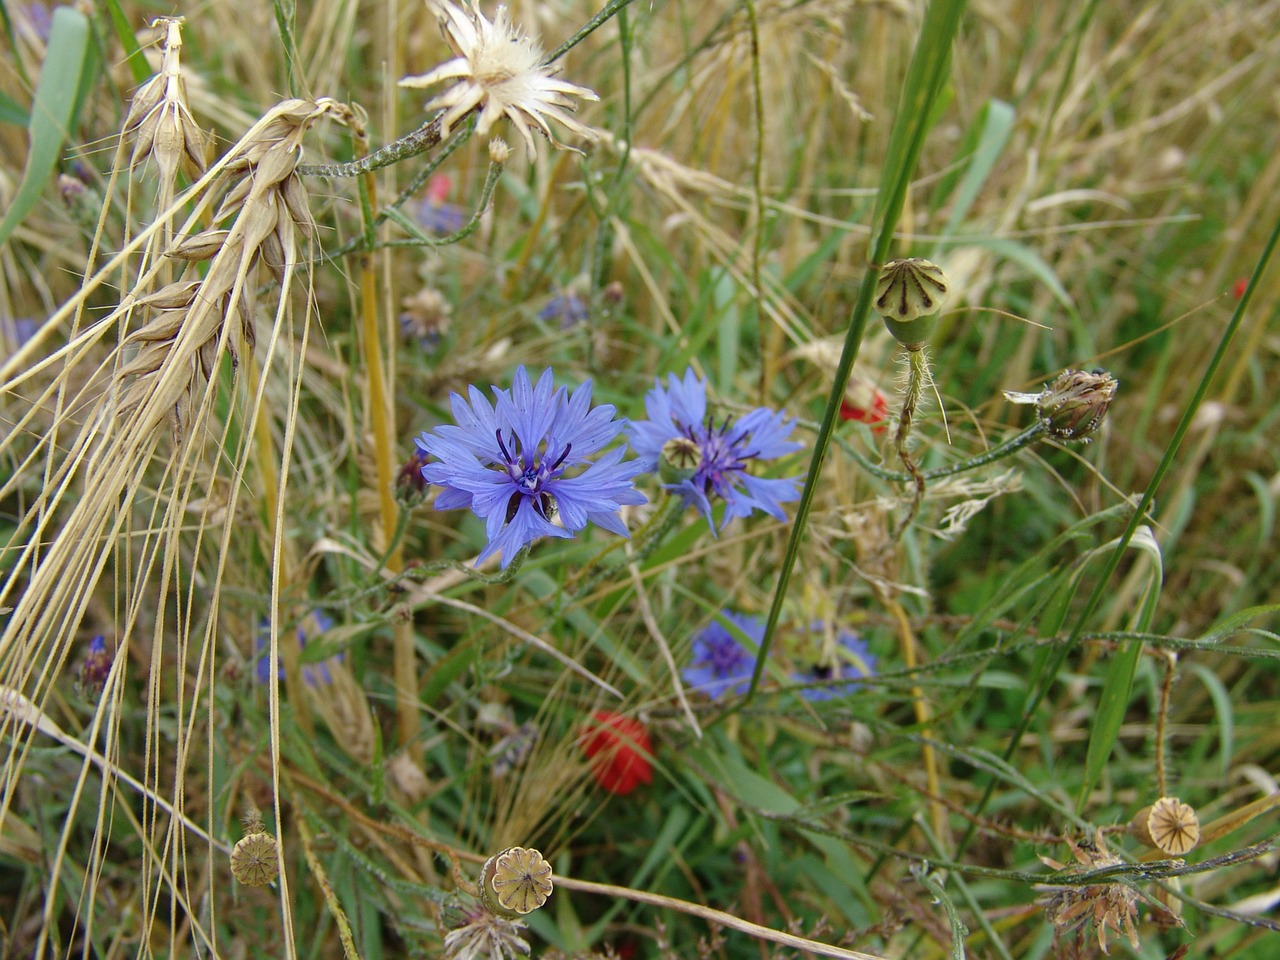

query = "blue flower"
(628, 368), (803, 530)
(256, 611), (339, 686)
(80, 634), (113, 695)
(683, 612), (762, 700)
(538, 293), (589, 330)
(415, 366), (647, 567)
(791, 625), (876, 702)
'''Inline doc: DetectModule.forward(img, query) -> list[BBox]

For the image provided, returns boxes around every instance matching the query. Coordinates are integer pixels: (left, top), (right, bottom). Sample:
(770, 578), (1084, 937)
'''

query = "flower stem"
(889, 348), (931, 542)
(835, 421), (1046, 483)
(348, 134), (420, 758)
(297, 114), (449, 179)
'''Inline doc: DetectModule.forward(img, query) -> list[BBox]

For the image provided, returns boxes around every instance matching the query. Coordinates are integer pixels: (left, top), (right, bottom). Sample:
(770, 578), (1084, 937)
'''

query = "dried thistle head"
(1037, 832), (1141, 956)
(399, 0), (599, 156)
(442, 903), (531, 960)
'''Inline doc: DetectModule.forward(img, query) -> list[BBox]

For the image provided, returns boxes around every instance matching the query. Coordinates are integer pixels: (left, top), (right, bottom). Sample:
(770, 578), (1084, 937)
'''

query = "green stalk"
(748, 0), (969, 697)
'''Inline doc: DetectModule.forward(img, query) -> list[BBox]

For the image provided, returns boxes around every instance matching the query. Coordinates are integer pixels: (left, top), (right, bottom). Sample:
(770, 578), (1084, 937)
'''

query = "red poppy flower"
(840, 387), (889, 432)
(1232, 276), (1248, 300)
(580, 711), (653, 795)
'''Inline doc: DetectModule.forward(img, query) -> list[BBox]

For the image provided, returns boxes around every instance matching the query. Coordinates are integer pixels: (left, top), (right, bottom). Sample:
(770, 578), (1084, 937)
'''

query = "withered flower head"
(1036, 832), (1140, 956)
(400, 0), (599, 157)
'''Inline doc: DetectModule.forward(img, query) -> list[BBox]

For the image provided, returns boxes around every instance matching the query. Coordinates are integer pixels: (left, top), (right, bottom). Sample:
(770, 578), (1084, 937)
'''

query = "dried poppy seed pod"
(659, 436), (702, 483)
(231, 829), (280, 887)
(1037, 369), (1118, 442)
(478, 846), (554, 918)
(1129, 796), (1199, 855)
(874, 258), (948, 350)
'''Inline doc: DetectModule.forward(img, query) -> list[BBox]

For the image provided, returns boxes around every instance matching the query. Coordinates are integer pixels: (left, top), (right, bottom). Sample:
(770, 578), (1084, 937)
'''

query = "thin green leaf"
(1187, 662), (1234, 783)
(1079, 527), (1163, 811)
(101, 0), (151, 85)
(0, 7), (91, 249)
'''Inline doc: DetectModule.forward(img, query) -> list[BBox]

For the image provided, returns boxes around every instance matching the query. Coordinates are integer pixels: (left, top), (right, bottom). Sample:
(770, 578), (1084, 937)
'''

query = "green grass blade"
(0, 7), (91, 249)
(1078, 527), (1163, 810)
(100, 0), (150, 85)
(749, 0), (970, 697)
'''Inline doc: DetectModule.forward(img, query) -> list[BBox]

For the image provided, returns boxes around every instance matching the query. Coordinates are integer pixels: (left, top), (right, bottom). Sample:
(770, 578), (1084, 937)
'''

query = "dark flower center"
(683, 417), (757, 492)
(496, 429), (570, 522)
(704, 636), (749, 675)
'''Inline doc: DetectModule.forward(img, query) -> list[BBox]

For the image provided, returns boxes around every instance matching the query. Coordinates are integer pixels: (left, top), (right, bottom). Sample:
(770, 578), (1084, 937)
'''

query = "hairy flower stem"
(837, 422), (1047, 483)
(297, 114), (451, 179)
(889, 348), (931, 543)
(562, 495), (683, 605)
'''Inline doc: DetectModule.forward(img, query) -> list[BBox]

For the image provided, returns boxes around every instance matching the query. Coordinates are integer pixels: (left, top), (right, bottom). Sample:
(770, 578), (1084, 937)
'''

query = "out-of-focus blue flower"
(683, 612), (762, 700)
(628, 367), (803, 530)
(22, 3), (53, 42)
(538, 292), (589, 330)
(416, 198), (467, 235)
(415, 366), (647, 568)
(80, 634), (113, 695)
(256, 611), (339, 686)
(415, 173), (467, 235)
(791, 625), (875, 702)
(2, 316), (40, 350)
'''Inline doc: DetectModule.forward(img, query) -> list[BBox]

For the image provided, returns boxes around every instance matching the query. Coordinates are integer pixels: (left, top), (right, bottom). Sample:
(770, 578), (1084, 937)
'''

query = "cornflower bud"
(659, 436), (702, 483)
(1037, 369), (1118, 442)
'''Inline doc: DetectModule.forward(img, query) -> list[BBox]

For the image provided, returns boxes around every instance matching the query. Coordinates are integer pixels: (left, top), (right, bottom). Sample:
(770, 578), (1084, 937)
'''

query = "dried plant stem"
(882, 594), (946, 846)
(628, 561), (700, 738)
(352, 166), (419, 758)
(552, 875), (888, 960)
(246, 350), (314, 737)
(1154, 651), (1176, 797)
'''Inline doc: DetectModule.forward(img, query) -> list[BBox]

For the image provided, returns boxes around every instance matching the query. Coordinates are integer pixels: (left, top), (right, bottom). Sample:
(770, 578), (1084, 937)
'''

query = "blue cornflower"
(415, 366), (647, 568)
(80, 635), (113, 695)
(538, 292), (589, 330)
(629, 367), (803, 530)
(683, 612), (762, 700)
(256, 611), (339, 687)
(791, 625), (876, 702)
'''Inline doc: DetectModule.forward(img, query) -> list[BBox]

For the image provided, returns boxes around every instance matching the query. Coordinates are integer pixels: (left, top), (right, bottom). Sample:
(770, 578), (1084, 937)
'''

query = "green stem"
(837, 422), (1046, 483)
(747, 0), (969, 699)
(298, 114), (449, 179)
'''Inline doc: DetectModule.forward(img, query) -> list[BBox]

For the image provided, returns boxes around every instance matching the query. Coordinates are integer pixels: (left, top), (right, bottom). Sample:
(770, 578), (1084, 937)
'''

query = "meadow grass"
(1, 0), (1279, 957)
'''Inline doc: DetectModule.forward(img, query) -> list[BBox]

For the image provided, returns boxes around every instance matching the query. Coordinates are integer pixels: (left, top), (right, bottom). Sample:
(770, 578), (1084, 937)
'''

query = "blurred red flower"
(840, 386), (889, 431)
(580, 711), (653, 795)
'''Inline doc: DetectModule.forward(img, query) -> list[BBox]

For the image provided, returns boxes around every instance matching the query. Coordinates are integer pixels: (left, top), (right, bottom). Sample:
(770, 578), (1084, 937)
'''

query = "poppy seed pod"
(874, 258), (949, 350)
(231, 830), (280, 887)
(1129, 797), (1199, 855)
(479, 846), (554, 918)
